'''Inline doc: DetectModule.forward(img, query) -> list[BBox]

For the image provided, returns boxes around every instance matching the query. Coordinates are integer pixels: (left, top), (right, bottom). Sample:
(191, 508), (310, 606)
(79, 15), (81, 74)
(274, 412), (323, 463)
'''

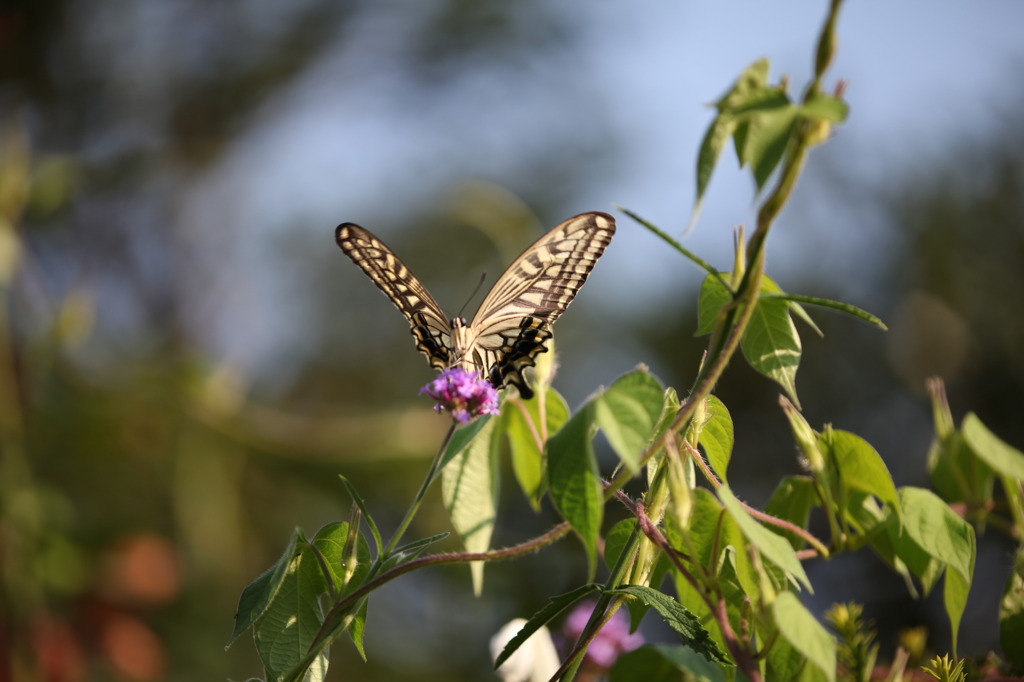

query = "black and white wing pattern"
(460, 212), (615, 397)
(335, 212), (615, 399)
(335, 223), (454, 371)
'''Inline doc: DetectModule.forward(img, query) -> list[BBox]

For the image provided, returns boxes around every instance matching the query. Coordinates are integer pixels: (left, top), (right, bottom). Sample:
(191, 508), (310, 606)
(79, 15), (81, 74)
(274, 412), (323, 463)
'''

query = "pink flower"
(563, 601), (644, 670)
(420, 368), (500, 422)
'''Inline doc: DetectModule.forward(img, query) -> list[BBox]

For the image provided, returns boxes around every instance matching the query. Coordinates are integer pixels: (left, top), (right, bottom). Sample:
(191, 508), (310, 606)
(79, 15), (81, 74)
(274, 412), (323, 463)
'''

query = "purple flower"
(562, 601), (644, 670)
(420, 368), (500, 422)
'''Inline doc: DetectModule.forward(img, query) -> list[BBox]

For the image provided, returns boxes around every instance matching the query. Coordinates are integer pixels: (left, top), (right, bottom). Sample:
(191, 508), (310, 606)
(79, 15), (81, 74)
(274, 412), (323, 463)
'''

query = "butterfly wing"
(335, 223), (453, 370)
(465, 211), (616, 398)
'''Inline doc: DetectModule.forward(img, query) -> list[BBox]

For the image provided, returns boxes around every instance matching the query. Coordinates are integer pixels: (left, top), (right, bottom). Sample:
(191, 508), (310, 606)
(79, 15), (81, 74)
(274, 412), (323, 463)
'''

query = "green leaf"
(595, 369), (665, 473)
(690, 57), (773, 231)
(604, 519), (638, 573)
(310, 523), (371, 660)
(772, 592), (836, 682)
(606, 585), (728, 663)
(800, 92), (849, 122)
(494, 584), (602, 669)
(718, 484), (812, 591)
(943, 566), (970, 658)
(741, 292), (802, 408)
(697, 274), (806, 408)
(758, 276), (823, 338)
(438, 414), (494, 471)
(229, 528), (303, 646)
(650, 386), (681, 455)
(442, 414), (501, 595)
(254, 542), (331, 682)
(894, 487), (976, 653)
(337, 476), (383, 559)
(962, 412), (1024, 480)
(619, 206), (722, 277)
(824, 429), (901, 525)
(762, 293), (887, 331)
(766, 635), (816, 682)
(999, 547), (1024, 669)
(691, 113), (736, 230)
(898, 487), (974, 588)
(764, 476), (818, 550)
(718, 58), (770, 108)
(740, 103), (799, 190)
(310, 522), (369, 598)
(610, 644), (727, 682)
(699, 395), (734, 482)
(547, 403), (603, 577)
(927, 431), (993, 505)
(503, 386), (569, 509)
(695, 274), (732, 336)
(390, 531), (450, 559)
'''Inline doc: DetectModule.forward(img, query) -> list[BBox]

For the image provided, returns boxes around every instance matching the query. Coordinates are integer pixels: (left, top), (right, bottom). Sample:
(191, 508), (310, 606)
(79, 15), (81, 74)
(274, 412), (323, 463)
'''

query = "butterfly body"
(336, 212), (615, 399)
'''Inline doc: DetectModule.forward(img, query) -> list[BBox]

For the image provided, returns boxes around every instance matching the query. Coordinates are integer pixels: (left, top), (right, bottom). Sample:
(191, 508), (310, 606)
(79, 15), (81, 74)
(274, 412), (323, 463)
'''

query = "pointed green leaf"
(596, 369), (665, 473)
(763, 293), (886, 331)
(494, 584), (602, 669)
(547, 404), (603, 577)
(391, 531), (450, 558)
(824, 429), (901, 524)
(767, 634), (816, 682)
(898, 487), (975, 588)
(800, 92), (849, 122)
(962, 412), (1024, 480)
(894, 487), (975, 652)
(438, 413), (494, 470)
(229, 528), (303, 646)
(254, 543), (330, 682)
(715, 58), (770, 109)
(778, 295), (824, 338)
(999, 547), (1024, 669)
(739, 103), (799, 190)
(649, 386), (681, 455)
(310, 522), (369, 598)
(337, 476), (383, 559)
(699, 395), (734, 481)
(943, 564), (970, 657)
(927, 431), (993, 505)
(741, 292), (802, 408)
(764, 476), (818, 550)
(604, 519), (638, 574)
(696, 274), (733, 336)
(442, 415), (501, 595)
(718, 485), (811, 591)
(621, 206), (721, 276)
(503, 386), (569, 509)
(311, 523), (371, 660)
(692, 113), (736, 229)
(772, 591), (836, 682)
(606, 585), (728, 663)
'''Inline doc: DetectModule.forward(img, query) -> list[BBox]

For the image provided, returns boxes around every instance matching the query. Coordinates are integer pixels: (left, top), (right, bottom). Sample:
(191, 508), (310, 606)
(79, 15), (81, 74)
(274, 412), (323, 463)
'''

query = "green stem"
(384, 420), (457, 556)
(312, 521), (573, 652)
(552, 521), (641, 681)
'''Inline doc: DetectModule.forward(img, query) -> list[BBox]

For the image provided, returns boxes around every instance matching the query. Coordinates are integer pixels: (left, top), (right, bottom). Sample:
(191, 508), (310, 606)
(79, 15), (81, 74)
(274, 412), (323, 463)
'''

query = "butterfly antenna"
(457, 272), (488, 319)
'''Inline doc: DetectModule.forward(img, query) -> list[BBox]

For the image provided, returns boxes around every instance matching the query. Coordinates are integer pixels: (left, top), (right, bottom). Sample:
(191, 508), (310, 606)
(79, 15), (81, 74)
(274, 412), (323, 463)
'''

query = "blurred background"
(2, 1), (1024, 680)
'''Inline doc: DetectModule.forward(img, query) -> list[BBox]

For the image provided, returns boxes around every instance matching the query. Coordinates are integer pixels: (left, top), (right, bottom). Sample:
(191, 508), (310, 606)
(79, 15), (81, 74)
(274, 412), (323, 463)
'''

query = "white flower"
(490, 618), (560, 682)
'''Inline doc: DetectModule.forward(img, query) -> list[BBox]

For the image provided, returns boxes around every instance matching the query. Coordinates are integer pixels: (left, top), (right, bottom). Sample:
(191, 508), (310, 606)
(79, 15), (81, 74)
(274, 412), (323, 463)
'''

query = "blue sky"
(163, 1), (1024, 377)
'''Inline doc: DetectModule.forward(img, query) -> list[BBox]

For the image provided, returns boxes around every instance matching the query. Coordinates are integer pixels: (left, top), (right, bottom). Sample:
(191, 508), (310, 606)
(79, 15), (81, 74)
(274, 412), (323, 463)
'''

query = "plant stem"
(312, 521), (574, 651)
(383, 420), (457, 556)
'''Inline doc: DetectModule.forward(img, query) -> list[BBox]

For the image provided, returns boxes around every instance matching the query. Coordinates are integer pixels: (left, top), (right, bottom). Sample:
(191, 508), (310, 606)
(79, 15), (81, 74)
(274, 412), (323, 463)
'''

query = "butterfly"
(335, 212), (615, 399)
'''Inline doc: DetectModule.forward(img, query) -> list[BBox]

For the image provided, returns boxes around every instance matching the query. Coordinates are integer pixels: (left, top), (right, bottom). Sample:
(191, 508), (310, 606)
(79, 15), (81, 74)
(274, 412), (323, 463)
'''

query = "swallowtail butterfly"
(335, 212), (615, 399)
